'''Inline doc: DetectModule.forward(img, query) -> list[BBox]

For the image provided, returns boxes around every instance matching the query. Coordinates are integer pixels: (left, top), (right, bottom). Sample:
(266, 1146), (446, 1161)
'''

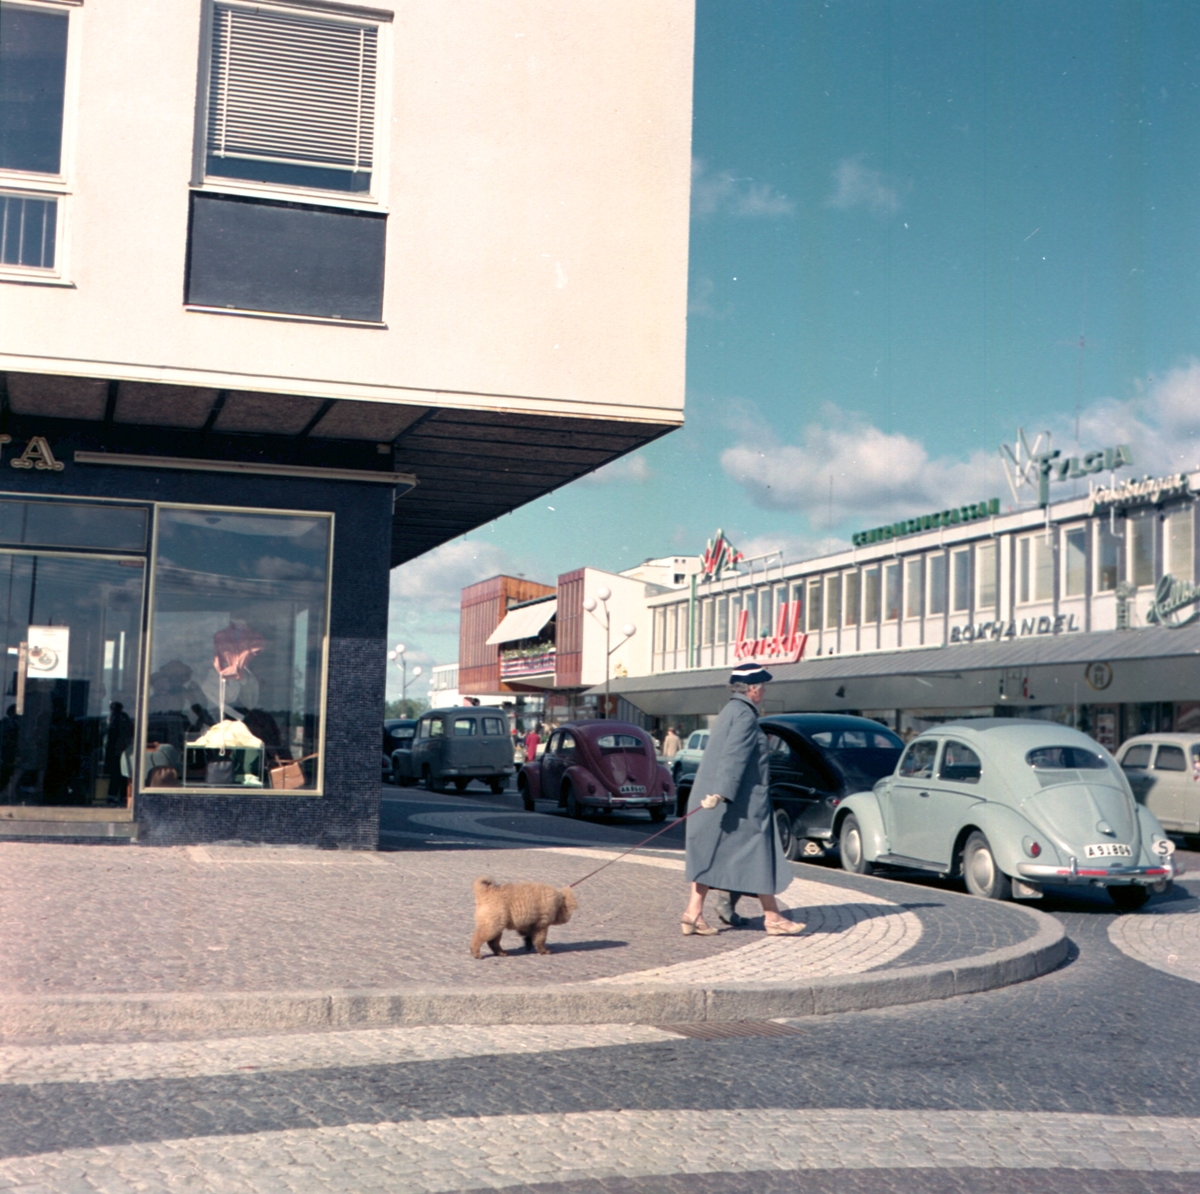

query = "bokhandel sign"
(733, 600), (808, 665)
(950, 613), (1081, 643)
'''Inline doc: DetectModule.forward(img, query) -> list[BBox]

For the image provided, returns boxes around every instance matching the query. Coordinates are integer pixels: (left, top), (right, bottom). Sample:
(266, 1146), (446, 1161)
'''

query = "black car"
(675, 713), (904, 860)
(383, 719), (417, 784)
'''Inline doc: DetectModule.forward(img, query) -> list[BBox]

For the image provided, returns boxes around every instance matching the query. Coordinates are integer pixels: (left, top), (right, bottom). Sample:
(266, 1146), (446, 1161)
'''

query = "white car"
(1116, 733), (1200, 848)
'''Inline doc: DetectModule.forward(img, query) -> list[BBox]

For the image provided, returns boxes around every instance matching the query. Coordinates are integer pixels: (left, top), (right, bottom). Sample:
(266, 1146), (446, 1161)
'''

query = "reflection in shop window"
(1097, 520), (1123, 591)
(1167, 506), (1194, 580)
(1064, 527), (1087, 597)
(144, 507), (331, 792)
(844, 570), (860, 626)
(1130, 511), (1155, 587)
(928, 553), (947, 615)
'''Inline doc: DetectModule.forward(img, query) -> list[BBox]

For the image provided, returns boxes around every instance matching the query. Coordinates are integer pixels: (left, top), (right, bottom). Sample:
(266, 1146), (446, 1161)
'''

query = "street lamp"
(582, 585), (635, 717)
(388, 645), (422, 715)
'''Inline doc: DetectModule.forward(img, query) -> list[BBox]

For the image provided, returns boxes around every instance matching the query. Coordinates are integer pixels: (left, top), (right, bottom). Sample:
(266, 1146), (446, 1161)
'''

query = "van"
(404, 707), (515, 794)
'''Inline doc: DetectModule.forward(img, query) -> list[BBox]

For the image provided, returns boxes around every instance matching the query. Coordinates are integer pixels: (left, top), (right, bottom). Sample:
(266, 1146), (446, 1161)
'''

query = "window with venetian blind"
(203, 2), (380, 195)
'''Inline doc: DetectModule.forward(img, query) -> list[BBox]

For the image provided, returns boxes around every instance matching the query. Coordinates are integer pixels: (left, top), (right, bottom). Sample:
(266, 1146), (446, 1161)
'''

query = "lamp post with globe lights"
(582, 585), (635, 717)
(387, 644), (423, 717)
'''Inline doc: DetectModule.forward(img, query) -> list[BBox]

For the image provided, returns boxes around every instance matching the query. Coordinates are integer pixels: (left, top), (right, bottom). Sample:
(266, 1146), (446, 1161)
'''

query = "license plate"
(1084, 843), (1132, 858)
(619, 785), (647, 795)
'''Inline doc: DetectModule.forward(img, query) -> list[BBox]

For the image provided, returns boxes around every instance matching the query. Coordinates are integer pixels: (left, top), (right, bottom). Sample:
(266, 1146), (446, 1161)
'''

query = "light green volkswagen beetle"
(835, 719), (1179, 910)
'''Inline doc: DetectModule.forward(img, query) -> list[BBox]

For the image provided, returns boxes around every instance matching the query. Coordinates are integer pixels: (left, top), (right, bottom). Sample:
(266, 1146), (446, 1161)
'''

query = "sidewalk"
(0, 840), (1066, 1040)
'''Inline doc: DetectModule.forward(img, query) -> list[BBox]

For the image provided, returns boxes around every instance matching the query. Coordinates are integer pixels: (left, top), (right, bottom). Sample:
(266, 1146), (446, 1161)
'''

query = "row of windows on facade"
(1, 1), (386, 321)
(653, 506), (1196, 653)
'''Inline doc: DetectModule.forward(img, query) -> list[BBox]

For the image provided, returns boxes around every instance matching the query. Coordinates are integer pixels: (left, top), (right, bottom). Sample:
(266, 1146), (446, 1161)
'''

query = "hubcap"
(845, 827), (861, 867)
(971, 844), (995, 890)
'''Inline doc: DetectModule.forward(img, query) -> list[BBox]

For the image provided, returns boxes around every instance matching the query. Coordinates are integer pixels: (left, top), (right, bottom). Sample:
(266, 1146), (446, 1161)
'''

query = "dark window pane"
(206, 155), (370, 193)
(0, 7), (67, 174)
(0, 501), (148, 551)
(0, 194), (56, 268)
(186, 193), (386, 321)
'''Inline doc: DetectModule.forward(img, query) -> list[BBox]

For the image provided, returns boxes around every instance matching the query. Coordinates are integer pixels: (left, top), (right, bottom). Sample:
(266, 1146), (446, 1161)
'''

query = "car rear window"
(812, 728), (903, 750)
(391, 727), (414, 741)
(1120, 744), (1152, 769)
(1155, 745), (1187, 771)
(939, 740), (982, 784)
(482, 717), (505, 736)
(1027, 746), (1107, 770)
(597, 733), (646, 754)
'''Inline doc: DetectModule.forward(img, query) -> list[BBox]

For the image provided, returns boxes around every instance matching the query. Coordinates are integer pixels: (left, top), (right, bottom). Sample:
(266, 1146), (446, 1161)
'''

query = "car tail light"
(1023, 837), (1041, 857)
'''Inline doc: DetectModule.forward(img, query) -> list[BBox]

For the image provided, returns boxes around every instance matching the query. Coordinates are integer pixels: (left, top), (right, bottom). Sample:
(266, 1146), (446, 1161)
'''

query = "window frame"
(191, 0), (393, 214)
(1063, 524), (1087, 598)
(0, 0), (82, 286)
(139, 500), (335, 796)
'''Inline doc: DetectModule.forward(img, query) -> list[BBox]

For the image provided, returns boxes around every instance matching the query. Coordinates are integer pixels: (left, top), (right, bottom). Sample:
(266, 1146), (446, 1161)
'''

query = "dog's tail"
(473, 876), (498, 898)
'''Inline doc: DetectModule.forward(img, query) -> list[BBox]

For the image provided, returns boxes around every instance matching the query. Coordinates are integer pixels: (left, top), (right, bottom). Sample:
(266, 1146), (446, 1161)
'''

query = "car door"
(910, 738), (986, 867)
(766, 731), (835, 836)
(1148, 743), (1188, 830)
(885, 738), (940, 861)
(540, 732), (564, 800)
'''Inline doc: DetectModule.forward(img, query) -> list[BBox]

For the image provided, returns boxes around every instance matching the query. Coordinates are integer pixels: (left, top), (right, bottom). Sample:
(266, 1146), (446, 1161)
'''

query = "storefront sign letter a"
(10, 436), (64, 472)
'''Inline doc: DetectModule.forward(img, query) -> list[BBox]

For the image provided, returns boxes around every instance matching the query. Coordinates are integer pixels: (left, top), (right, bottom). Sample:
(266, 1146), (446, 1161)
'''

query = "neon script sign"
(733, 600), (808, 665)
(702, 528), (744, 579)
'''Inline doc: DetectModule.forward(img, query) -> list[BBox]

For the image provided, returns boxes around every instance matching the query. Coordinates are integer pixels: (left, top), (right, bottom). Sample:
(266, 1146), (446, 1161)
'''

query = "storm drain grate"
(657, 1020), (805, 1040)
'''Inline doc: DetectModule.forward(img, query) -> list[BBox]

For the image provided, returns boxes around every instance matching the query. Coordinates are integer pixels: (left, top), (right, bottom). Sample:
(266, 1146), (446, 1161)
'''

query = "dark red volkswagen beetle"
(519, 720), (675, 821)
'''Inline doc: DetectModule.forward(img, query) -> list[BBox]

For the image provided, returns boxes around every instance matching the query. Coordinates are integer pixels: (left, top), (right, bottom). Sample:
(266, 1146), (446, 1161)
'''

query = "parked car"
(671, 730), (709, 785)
(393, 707), (515, 794)
(384, 719), (418, 785)
(519, 720), (675, 821)
(1116, 733), (1200, 848)
(834, 718), (1178, 909)
(676, 714), (904, 860)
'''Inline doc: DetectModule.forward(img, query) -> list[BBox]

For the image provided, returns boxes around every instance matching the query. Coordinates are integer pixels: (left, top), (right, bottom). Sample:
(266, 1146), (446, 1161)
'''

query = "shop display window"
(143, 506), (332, 793)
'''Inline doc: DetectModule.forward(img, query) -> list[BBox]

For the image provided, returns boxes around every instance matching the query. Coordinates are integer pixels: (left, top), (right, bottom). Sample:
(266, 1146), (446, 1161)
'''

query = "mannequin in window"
(201, 618), (265, 721)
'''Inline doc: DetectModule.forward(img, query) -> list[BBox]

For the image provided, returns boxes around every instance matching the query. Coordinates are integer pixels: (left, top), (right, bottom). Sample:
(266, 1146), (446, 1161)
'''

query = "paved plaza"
(0, 789), (1196, 1192)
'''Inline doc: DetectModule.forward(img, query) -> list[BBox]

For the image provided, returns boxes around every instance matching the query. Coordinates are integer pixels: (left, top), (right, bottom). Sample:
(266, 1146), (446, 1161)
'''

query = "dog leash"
(567, 803), (709, 889)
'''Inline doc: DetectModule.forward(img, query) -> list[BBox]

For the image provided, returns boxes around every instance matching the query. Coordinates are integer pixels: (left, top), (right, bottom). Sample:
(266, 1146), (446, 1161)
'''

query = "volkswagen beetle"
(519, 720), (675, 821)
(834, 718), (1178, 910)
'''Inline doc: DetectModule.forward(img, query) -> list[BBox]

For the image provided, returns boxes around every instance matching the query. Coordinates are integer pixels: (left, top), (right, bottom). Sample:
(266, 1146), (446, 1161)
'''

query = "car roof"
(384, 718), (416, 728)
(912, 718), (1105, 750)
(425, 706), (505, 715)
(762, 713), (901, 739)
(562, 719), (650, 740)
(1118, 733), (1200, 745)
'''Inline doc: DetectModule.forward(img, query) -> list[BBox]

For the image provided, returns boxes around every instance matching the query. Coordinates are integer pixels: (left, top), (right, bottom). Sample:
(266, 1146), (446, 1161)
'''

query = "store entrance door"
(1, 551), (145, 810)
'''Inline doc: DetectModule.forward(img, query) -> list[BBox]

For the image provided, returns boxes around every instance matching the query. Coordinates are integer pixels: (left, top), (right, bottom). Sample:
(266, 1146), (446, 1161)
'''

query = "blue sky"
(387, 0), (1200, 697)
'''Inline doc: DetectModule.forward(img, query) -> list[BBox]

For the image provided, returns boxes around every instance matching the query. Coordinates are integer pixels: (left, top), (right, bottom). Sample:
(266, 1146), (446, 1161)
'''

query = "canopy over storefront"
(486, 598), (557, 646)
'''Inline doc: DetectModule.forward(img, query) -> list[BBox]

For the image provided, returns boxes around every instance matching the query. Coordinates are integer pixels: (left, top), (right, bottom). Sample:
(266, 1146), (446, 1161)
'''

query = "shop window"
(884, 563), (900, 621)
(144, 506), (332, 792)
(863, 567), (880, 622)
(1097, 520), (1123, 591)
(825, 575), (841, 629)
(1064, 527), (1087, 597)
(844, 571), (860, 626)
(927, 554), (946, 615)
(977, 542), (997, 609)
(1166, 506), (1194, 581)
(0, 3), (70, 275)
(1129, 511), (1155, 587)
(201, 2), (380, 195)
(905, 558), (923, 618)
(1018, 535), (1053, 603)
(951, 549), (971, 612)
(807, 579), (822, 631)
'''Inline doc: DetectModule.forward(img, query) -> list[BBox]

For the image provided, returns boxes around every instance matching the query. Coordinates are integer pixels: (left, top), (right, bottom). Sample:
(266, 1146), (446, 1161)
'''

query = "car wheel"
(518, 777), (534, 812)
(1109, 884), (1151, 912)
(962, 831), (1012, 900)
(566, 784), (584, 819)
(421, 766), (433, 791)
(677, 786), (691, 818)
(774, 807), (799, 861)
(390, 761), (404, 787)
(649, 806), (667, 823)
(839, 815), (874, 875)
(489, 777), (506, 795)
(453, 778), (470, 793)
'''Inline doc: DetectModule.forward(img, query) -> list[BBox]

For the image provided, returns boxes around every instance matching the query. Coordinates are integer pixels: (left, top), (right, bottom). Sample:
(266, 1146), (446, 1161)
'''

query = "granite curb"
(0, 902), (1067, 1039)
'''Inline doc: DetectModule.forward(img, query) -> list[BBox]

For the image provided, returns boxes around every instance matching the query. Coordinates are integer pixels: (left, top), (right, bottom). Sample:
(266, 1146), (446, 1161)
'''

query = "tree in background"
(384, 697), (429, 720)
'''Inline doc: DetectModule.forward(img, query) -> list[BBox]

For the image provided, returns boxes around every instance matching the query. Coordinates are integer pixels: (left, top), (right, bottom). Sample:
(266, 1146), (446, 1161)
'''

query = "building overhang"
(0, 371), (678, 568)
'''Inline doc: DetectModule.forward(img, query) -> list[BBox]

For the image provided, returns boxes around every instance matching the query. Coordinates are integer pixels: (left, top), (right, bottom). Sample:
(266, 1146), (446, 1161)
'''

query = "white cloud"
(737, 532), (853, 567)
(578, 453), (653, 485)
(688, 276), (731, 320)
(722, 368), (1200, 526)
(826, 155), (904, 216)
(389, 538), (522, 615)
(692, 158), (795, 220)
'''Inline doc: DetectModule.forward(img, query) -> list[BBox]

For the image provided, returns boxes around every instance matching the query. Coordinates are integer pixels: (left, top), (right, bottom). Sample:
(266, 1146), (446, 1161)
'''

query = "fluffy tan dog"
(470, 876), (578, 958)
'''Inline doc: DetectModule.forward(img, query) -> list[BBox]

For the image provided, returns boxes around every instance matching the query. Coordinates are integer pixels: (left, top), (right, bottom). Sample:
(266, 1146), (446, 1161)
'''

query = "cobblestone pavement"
(0, 794), (1194, 1193)
(1108, 902), (1200, 984)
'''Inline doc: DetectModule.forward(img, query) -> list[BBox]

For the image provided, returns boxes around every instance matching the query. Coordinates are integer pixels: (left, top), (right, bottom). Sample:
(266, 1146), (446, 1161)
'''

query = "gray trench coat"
(685, 693), (790, 896)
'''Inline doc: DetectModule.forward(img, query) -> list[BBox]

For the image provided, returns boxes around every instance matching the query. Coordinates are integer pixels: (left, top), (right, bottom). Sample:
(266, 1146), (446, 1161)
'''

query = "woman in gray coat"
(682, 664), (803, 936)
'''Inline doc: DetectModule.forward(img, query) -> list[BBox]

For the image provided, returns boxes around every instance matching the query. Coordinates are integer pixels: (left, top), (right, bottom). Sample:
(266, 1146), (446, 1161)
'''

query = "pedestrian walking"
(680, 664), (802, 936)
(661, 726), (682, 760)
(523, 724), (541, 763)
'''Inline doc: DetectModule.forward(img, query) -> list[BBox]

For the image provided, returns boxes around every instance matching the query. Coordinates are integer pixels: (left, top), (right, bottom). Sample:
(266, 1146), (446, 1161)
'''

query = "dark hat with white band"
(729, 663), (773, 685)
